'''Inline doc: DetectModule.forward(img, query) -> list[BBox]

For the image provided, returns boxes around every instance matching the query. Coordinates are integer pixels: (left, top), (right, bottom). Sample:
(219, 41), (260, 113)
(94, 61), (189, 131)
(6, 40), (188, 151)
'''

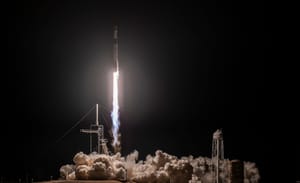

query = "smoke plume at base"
(60, 150), (260, 183)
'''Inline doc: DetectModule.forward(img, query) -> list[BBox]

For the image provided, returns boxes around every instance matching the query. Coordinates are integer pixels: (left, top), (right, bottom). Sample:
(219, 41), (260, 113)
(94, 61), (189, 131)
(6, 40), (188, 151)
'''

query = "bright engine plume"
(111, 70), (120, 148)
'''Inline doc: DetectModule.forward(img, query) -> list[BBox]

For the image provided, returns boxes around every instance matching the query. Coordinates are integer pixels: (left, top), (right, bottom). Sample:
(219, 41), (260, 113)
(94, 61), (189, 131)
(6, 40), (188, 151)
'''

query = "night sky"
(8, 0), (291, 182)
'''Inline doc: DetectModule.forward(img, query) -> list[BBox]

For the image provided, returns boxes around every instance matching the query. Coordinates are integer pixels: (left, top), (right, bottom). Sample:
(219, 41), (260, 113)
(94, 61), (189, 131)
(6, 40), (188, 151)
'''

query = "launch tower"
(80, 104), (109, 155)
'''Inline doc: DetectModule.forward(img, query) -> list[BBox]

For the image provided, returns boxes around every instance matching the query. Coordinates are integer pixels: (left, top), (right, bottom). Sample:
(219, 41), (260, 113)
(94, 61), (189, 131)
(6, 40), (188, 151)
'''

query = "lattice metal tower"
(80, 104), (109, 155)
(212, 129), (224, 183)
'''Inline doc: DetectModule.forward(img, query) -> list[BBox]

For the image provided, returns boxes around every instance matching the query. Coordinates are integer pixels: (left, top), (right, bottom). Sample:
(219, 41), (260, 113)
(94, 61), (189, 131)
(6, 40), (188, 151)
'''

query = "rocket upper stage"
(113, 25), (119, 72)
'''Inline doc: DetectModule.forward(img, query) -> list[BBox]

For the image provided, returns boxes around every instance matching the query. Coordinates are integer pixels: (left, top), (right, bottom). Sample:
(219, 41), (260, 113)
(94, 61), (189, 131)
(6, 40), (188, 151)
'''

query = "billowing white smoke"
(244, 161), (260, 183)
(62, 152), (126, 180)
(59, 164), (75, 180)
(60, 150), (260, 183)
(111, 71), (120, 149)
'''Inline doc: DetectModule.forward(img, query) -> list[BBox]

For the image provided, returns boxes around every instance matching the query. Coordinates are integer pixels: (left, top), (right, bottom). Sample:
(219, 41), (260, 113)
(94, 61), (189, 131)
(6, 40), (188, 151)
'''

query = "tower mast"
(212, 129), (224, 183)
(80, 104), (108, 154)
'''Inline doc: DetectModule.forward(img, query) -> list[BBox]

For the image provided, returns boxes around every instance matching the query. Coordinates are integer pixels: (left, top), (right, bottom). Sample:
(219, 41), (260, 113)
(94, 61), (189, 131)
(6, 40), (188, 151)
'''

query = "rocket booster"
(113, 25), (119, 72)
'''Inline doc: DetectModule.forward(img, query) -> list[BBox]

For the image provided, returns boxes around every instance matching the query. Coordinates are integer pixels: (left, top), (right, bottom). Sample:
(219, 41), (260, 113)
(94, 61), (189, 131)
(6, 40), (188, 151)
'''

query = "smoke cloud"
(60, 150), (260, 183)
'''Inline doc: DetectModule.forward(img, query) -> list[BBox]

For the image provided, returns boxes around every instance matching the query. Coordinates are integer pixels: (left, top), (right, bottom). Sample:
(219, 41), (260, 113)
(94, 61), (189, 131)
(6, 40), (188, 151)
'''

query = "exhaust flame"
(111, 71), (120, 148)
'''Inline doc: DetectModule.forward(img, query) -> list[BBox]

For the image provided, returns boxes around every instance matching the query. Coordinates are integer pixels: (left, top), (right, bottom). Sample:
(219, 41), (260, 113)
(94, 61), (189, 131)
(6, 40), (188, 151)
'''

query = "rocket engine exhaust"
(111, 26), (121, 152)
(111, 70), (120, 149)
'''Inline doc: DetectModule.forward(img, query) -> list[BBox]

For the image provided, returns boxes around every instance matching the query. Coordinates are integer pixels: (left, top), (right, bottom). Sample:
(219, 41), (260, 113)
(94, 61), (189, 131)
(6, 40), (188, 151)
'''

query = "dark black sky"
(7, 0), (293, 182)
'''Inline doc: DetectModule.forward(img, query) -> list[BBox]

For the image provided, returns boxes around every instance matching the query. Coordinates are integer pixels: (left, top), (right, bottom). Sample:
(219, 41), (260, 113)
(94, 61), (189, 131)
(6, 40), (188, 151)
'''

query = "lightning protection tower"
(212, 129), (225, 183)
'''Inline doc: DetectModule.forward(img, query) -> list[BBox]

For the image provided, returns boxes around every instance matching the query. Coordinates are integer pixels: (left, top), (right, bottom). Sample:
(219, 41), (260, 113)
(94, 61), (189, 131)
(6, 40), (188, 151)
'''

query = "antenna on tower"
(80, 104), (109, 154)
(211, 129), (224, 183)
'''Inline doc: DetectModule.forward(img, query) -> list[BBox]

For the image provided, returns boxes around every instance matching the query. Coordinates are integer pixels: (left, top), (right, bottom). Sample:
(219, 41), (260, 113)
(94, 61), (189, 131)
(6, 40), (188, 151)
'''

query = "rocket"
(111, 25), (120, 149)
(113, 25), (119, 72)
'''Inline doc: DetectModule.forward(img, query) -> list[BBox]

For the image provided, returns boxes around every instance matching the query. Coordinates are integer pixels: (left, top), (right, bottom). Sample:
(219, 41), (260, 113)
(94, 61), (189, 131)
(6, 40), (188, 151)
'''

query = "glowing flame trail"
(111, 70), (120, 147)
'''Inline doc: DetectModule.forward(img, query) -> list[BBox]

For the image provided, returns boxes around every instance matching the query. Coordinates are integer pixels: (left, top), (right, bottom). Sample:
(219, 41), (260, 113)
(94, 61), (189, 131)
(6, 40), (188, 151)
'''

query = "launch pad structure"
(80, 104), (109, 155)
